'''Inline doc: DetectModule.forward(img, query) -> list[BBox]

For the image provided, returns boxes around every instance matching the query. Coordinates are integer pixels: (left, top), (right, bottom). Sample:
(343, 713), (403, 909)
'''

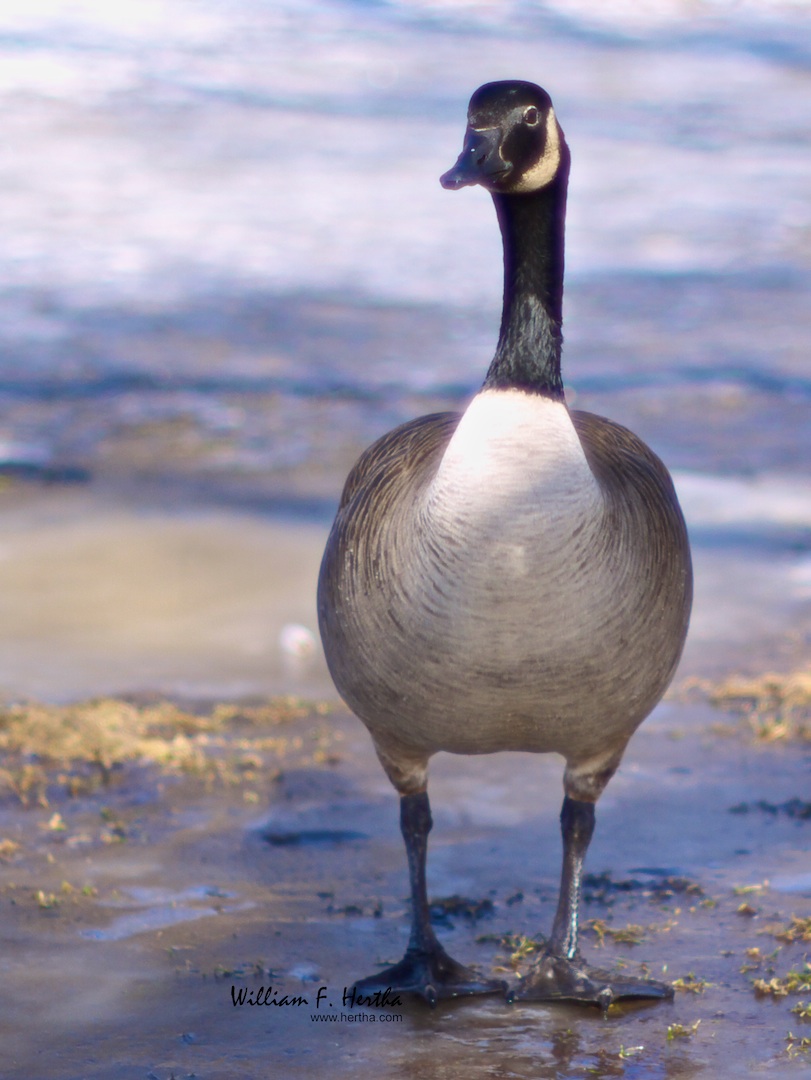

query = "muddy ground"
(1, 672), (809, 1078)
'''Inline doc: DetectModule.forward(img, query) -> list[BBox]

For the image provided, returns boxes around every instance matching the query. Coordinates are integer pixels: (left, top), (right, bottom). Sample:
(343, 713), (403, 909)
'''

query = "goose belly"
(323, 500), (676, 764)
(319, 392), (689, 765)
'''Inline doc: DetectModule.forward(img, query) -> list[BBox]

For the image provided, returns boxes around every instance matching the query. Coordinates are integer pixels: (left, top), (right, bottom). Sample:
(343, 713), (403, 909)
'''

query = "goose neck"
(484, 172), (568, 400)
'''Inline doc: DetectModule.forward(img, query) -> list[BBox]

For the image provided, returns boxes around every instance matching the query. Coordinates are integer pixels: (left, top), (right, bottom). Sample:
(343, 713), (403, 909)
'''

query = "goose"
(317, 80), (692, 1009)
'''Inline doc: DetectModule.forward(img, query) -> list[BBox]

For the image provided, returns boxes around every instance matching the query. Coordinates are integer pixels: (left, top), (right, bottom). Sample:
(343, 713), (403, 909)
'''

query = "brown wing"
(572, 406), (693, 644)
(572, 409), (678, 496)
(337, 411), (461, 512)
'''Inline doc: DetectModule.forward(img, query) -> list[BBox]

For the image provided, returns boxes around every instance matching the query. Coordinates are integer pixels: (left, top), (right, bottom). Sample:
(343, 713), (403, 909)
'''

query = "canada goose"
(317, 81), (692, 1008)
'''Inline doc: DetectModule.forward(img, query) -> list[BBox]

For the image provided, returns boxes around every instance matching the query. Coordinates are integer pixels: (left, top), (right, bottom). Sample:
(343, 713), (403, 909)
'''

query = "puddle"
(79, 885), (251, 942)
(79, 901), (253, 943)
(0, 487), (333, 702)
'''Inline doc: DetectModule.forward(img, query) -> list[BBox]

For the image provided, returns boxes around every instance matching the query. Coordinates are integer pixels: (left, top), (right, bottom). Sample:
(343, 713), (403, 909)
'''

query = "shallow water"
(1, 0), (810, 504)
(0, 486), (330, 702)
(0, 1), (810, 1077)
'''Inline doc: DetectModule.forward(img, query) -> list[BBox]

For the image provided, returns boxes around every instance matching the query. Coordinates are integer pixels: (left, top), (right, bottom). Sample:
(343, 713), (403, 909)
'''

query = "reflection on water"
(81, 885), (251, 942)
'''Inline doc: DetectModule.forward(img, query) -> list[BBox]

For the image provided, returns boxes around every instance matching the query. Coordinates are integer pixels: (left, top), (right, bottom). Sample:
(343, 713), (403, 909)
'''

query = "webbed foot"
(507, 951), (673, 1010)
(353, 944), (507, 1007)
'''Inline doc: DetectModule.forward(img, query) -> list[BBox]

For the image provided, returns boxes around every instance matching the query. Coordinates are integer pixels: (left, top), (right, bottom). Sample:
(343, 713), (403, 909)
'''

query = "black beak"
(440, 126), (510, 190)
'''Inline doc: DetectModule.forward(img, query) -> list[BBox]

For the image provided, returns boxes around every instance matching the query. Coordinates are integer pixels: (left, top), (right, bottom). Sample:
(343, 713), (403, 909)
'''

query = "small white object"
(279, 623), (316, 660)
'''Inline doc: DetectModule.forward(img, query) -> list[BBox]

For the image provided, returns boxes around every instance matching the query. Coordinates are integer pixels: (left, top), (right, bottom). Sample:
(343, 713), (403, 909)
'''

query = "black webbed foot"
(506, 797), (673, 1011)
(353, 943), (507, 1007)
(507, 950), (673, 1011)
(358, 791), (506, 1006)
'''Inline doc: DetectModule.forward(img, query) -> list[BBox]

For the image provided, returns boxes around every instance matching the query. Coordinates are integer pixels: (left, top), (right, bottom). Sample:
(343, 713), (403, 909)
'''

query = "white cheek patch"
(508, 108), (561, 193)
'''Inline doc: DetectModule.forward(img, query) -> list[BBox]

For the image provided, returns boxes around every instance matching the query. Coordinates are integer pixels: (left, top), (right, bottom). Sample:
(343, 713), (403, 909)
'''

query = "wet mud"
(1, 686), (809, 1079)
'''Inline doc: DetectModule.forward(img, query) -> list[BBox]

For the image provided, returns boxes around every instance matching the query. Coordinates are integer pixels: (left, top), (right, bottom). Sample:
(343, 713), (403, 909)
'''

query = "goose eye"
(524, 106), (540, 126)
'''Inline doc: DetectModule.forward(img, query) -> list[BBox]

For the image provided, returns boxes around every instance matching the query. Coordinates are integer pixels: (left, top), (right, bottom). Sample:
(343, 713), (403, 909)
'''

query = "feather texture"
(318, 393), (691, 798)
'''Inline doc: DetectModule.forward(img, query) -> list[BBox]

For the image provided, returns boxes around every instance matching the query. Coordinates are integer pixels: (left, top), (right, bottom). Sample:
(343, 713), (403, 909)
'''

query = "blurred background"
(0, 0), (809, 702)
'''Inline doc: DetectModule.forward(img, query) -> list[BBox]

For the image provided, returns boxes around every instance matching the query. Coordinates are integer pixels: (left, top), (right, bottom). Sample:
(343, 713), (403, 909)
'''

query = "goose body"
(321, 392), (689, 798)
(317, 81), (692, 1007)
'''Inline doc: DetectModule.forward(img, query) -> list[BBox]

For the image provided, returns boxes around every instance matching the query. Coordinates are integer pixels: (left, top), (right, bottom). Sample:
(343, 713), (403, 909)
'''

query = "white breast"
(417, 388), (606, 674)
(426, 388), (601, 533)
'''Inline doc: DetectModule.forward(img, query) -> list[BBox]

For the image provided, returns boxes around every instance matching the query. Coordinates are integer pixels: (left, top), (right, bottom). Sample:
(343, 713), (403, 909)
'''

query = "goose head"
(440, 80), (569, 195)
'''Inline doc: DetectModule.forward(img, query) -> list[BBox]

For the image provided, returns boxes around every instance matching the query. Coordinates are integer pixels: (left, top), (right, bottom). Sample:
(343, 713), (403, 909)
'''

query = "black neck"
(482, 162), (569, 400)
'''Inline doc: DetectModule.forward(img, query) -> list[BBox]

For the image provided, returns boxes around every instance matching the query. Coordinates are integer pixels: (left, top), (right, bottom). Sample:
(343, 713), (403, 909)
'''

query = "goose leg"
(509, 796), (673, 1008)
(353, 791), (507, 1006)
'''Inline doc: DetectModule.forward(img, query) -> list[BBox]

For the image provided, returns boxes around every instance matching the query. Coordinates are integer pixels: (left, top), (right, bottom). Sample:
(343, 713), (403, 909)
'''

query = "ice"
(675, 471), (811, 531)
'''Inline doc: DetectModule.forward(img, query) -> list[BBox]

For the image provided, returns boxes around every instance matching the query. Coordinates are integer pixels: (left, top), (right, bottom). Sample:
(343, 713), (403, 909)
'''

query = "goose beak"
(440, 126), (510, 189)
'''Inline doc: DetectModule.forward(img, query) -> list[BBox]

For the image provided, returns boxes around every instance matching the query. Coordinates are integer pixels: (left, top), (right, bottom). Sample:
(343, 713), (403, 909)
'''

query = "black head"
(440, 81), (568, 195)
